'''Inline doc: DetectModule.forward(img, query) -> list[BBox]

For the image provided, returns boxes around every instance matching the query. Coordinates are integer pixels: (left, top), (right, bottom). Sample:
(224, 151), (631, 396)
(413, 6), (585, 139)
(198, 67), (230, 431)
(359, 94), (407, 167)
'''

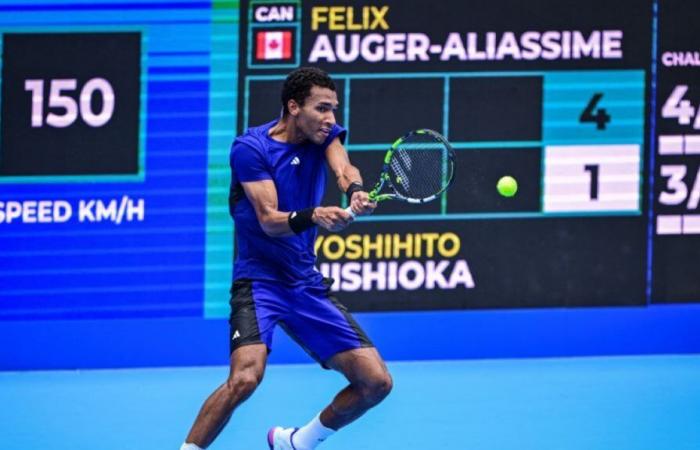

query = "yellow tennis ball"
(497, 176), (518, 197)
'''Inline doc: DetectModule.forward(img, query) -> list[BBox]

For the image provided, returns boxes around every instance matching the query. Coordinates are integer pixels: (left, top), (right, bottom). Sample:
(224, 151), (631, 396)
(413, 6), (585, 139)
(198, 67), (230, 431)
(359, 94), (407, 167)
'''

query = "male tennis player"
(180, 67), (392, 450)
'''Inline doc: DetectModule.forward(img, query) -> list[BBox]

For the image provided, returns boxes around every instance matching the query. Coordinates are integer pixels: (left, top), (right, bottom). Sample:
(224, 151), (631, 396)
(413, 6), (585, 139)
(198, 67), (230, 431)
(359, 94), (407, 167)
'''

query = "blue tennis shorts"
(229, 278), (373, 366)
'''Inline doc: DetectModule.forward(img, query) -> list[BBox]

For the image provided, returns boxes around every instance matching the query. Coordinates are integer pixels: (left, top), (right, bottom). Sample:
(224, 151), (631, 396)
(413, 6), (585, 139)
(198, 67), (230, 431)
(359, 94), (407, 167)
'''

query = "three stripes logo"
(290, 156), (301, 166)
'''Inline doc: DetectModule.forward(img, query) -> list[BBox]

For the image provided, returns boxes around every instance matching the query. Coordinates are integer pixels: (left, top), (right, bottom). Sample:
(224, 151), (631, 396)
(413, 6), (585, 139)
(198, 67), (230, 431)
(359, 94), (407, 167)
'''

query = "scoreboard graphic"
(0, 0), (698, 321)
(238, 0), (699, 312)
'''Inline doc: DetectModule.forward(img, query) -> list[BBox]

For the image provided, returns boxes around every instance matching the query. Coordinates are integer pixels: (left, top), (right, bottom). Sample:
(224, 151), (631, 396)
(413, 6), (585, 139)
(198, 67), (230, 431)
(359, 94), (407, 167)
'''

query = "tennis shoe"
(267, 426), (300, 450)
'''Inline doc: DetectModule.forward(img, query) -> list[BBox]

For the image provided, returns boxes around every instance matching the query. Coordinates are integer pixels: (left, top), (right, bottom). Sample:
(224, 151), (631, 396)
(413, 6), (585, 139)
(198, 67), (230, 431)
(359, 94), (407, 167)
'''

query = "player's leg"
(270, 347), (392, 450)
(183, 279), (282, 449)
(182, 343), (268, 449)
(320, 346), (393, 429)
(268, 279), (392, 450)
(268, 347), (392, 450)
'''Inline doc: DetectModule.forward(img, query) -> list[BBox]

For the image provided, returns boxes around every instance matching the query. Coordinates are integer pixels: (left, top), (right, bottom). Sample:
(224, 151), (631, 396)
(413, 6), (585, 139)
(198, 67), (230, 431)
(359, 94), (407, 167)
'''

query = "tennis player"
(180, 67), (393, 450)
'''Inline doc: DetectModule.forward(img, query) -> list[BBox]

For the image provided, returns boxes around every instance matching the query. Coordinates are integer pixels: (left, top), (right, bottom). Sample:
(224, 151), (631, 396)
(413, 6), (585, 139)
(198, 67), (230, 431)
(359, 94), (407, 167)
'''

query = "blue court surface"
(2, 354), (699, 450)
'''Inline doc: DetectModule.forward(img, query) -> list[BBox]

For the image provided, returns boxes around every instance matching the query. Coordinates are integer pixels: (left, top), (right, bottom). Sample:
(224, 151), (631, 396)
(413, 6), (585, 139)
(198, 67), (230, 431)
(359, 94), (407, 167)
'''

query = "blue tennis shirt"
(229, 120), (346, 285)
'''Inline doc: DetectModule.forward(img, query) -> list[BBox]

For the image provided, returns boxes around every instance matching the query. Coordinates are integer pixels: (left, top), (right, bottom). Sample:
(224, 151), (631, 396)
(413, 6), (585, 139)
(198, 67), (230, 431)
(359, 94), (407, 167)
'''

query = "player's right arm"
(240, 180), (353, 236)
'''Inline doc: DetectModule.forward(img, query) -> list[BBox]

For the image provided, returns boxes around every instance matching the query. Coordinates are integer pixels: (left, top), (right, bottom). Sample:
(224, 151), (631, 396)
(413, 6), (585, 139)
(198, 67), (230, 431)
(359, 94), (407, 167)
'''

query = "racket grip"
(344, 206), (356, 219)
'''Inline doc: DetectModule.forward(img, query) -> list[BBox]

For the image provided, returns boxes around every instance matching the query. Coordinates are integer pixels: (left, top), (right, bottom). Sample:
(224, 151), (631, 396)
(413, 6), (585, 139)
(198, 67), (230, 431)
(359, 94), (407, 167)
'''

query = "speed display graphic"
(238, 0), (699, 311)
(1, 32), (140, 176)
(0, 2), (239, 321)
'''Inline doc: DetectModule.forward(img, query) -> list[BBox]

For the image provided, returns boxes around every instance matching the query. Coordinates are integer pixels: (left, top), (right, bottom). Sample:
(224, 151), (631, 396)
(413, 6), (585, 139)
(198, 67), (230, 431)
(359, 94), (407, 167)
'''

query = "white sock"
(180, 443), (203, 450)
(292, 413), (335, 449)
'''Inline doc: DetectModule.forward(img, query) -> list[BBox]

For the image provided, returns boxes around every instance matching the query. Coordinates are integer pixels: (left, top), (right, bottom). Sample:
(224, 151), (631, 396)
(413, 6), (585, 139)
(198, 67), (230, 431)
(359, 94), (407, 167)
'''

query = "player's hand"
(350, 191), (377, 216)
(312, 206), (354, 232)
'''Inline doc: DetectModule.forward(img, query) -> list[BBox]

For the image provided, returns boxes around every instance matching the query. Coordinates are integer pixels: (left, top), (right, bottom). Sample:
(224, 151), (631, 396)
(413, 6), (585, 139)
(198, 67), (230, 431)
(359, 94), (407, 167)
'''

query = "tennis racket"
(345, 129), (456, 218)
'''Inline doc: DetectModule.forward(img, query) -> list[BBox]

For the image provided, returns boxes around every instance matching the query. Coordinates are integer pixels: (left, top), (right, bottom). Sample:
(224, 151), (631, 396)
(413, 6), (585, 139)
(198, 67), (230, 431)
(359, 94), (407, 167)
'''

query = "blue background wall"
(3, 305), (700, 370)
(1, 0), (699, 371)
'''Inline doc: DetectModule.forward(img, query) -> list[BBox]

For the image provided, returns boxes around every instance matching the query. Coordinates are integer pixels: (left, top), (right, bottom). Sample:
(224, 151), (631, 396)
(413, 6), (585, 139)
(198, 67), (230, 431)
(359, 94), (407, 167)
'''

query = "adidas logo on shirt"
(232, 330), (241, 340)
(291, 156), (301, 166)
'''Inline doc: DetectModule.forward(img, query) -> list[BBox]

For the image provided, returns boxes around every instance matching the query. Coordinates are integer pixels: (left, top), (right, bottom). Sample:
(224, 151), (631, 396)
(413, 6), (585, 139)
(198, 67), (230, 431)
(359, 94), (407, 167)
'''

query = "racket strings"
(390, 152), (413, 191)
(389, 138), (452, 200)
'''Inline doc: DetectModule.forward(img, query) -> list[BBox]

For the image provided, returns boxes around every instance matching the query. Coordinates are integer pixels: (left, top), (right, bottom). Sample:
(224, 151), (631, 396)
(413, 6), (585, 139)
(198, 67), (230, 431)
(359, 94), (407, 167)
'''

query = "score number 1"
(25, 78), (115, 128)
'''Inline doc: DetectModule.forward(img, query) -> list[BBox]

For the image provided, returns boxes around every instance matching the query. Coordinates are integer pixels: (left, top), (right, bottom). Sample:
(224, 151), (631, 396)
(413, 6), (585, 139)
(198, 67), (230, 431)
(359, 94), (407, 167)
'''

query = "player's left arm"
(325, 137), (376, 216)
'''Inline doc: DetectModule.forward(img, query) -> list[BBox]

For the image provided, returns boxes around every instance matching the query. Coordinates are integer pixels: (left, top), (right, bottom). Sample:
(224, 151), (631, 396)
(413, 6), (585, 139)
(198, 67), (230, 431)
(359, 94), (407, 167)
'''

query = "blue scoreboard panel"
(0, 0), (699, 321)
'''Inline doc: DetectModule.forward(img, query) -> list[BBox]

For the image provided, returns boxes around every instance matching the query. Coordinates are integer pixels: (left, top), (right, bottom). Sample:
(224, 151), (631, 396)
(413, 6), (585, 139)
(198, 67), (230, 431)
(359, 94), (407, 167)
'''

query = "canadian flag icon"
(255, 31), (292, 60)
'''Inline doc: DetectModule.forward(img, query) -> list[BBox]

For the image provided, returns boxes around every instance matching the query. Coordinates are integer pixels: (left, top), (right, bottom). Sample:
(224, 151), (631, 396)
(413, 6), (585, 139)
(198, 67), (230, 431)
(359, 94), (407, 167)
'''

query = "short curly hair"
(281, 67), (336, 116)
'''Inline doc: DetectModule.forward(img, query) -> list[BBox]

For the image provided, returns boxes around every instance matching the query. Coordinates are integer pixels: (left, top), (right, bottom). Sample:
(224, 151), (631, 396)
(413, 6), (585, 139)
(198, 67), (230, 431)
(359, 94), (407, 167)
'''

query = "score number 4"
(25, 78), (115, 128)
(661, 85), (700, 129)
(579, 93), (611, 130)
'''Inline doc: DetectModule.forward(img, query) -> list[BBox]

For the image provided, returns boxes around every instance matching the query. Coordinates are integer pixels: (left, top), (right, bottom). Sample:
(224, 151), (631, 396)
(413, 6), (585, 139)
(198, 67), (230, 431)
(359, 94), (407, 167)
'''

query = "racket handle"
(344, 206), (356, 219)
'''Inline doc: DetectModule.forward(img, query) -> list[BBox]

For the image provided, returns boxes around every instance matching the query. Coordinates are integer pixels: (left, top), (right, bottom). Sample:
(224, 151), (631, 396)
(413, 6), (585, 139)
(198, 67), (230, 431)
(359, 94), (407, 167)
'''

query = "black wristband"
(345, 182), (365, 204)
(288, 207), (316, 234)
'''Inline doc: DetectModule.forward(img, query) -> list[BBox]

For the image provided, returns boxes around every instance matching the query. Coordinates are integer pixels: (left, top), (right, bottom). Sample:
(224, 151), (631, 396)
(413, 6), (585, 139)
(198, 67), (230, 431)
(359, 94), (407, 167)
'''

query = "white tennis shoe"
(267, 426), (300, 450)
